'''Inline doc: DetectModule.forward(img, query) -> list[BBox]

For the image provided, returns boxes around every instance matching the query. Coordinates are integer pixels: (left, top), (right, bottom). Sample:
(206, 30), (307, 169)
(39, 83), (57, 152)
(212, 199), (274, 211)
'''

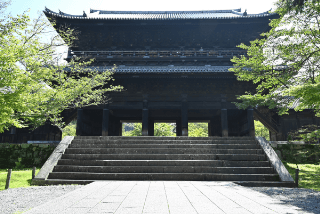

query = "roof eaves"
(44, 7), (277, 20)
(93, 9), (237, 14)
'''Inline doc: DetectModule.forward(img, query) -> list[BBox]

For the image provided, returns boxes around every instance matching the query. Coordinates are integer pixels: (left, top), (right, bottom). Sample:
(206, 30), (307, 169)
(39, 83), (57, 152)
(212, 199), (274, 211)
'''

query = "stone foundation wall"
(269, 141), (320, 162)
(0, 143), (57, 168)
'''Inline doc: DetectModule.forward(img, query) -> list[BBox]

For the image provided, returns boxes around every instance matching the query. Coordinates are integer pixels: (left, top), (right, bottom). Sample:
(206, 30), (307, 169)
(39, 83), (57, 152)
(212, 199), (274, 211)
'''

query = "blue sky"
(8, 0), (279, 19)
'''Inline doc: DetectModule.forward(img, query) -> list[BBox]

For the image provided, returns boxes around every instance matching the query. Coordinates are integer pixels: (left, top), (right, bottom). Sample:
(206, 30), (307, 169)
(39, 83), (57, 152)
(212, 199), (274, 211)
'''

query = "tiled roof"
(90, 66), (233, 73)
(44, 8), (274, 20)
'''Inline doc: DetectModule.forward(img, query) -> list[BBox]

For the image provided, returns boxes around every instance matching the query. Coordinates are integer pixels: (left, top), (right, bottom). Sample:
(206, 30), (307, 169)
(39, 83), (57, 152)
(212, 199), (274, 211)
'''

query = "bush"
(0, 144), (56, 169)
(276, 144), (320, 165)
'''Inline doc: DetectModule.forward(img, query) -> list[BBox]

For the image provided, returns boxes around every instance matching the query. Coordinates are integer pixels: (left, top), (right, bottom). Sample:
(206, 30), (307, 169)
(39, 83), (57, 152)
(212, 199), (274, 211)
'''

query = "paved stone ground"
(24, 181), (311, 214)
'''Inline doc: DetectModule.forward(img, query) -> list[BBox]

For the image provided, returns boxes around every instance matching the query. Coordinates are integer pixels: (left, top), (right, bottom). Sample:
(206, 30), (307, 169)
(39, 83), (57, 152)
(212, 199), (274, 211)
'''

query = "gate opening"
(121, 122), (209, 137)
(188, 123), (208, 137)
(122, 123), (142, 136)
(254, 120), (270, 140)
(154, 123), (175, 136)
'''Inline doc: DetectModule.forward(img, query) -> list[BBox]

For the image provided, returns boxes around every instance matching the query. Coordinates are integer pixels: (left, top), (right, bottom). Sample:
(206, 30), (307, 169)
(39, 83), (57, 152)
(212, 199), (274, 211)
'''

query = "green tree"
(122, 123), (209, 137)
(279, 0), (320, 11)
(254, 120), (270, 140)
(231, 1), (320, 117)
(122, 123), (175, 136)
(154, 123), (175, 137)
(62, 120), (76, 138)
(231, 0), (320, 142)
(122, 123), (142, 136)
(188, 123), (208, 137)
(0, 4), (122, 132)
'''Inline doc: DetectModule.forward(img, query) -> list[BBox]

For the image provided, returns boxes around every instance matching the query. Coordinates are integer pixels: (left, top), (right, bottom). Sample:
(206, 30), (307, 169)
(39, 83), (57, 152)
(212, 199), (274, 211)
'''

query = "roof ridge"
(90, 9), (241, 14)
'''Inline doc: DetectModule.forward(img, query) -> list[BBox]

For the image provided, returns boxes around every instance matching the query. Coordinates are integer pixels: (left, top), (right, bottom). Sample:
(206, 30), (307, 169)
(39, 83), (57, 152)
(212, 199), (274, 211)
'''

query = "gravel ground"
(0, 185), (83, 214)
(247, 187), (320, 214)
(0, 185), (319, 214)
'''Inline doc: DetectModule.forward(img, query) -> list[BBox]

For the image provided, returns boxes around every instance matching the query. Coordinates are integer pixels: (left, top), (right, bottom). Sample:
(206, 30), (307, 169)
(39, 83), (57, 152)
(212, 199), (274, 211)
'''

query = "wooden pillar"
(148, 119), (154, 136)
(142, 96), (149, 136)
(76, 109), (83, 136)
(108, 116), (115, 136)
(209, 118), (215, 136)
(247, 108), (255, 137)
(181, 102), (188, 136)
(112, 119), (121, 136)
(142, 109), (149, 136)
(119, 122), (123, 136)
(102, 108), (109, 136)
(220, 94), (228, 137)
(221, 109), (228, 137)
(176, 119), (182, 136)
(108, 116), (121, 136)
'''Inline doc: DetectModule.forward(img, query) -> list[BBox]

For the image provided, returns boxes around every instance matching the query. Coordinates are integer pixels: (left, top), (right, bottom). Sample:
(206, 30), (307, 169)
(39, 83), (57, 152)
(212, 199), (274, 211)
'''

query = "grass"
(283, 162), (320, 191)
(0, 168), (40, 191)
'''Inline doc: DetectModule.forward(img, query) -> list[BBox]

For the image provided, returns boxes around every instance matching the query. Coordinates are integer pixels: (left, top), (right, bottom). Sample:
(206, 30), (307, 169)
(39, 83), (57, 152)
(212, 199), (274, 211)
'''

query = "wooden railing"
(69, 49), (247, 59)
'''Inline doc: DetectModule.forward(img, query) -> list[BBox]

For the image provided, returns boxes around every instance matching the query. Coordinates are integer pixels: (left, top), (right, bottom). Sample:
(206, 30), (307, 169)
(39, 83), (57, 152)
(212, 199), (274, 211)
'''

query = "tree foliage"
(0, 4), (122, 132)
(231, 0), (320, 117)
(62, 120), (76, 138)
(122, 123), (143, 136)
(254, 120), (270, 140)
(122, 123), (176, 137)
(122, 123), (208, 137)
(154, 123), (176, 137)
(288, 124), (320, 143)
(188, 123), (208, 137)
(279, 0), (320, 11)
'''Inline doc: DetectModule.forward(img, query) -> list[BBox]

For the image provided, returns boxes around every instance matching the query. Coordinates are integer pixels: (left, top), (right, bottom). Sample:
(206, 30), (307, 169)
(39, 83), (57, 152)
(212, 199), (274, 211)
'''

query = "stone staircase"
(43, 136), (294, 186)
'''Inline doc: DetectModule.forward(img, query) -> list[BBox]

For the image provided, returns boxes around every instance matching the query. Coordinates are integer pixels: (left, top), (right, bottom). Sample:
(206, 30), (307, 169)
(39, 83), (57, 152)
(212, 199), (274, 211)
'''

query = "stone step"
(68, 144), (261, 149)
(58, 159), (271, 167)
(61, 154), (267, 161)
(48, 172), (279, 181)
(72, 139), (257, 144)
(35, 180), (294, 187)
(53, 165), (275, 174)
(41, 136), (286, 185)
(63, 148), (264, 155)
(74, 136), (256, 141)
(32, 179), (93, 186)
(235, 181), (295, 187)
(37, 136), (291, 186)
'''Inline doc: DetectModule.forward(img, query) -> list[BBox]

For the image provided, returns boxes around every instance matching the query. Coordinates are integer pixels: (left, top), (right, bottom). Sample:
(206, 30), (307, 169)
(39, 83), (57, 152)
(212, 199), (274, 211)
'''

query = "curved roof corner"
(44, 7), (277, 20)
